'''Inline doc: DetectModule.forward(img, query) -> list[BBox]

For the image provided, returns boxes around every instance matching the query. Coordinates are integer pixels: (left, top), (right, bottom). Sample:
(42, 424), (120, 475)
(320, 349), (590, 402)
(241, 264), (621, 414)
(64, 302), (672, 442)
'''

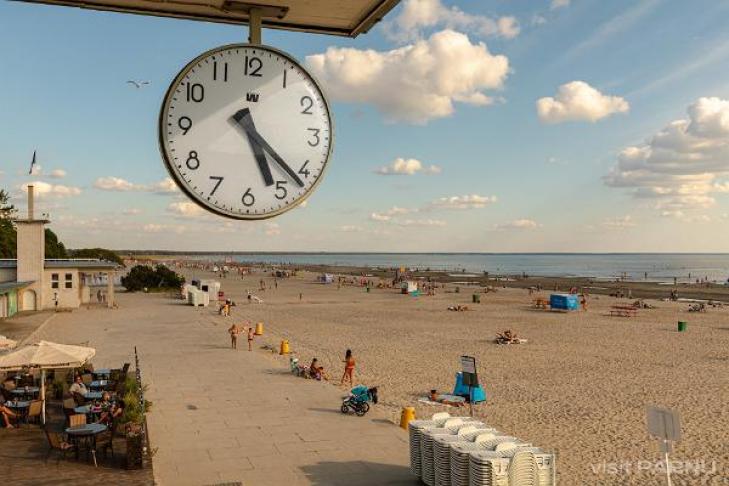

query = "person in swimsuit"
(0, 403), (17, 428)
(228, 324), (240, 349)
(247, 326), (255, 351)
(340, 349), (355, 386)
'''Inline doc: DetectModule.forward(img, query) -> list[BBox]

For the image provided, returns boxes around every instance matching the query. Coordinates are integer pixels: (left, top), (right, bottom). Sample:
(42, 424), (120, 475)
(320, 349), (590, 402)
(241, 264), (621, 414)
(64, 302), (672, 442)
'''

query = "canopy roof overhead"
(17, 0), (402, 37)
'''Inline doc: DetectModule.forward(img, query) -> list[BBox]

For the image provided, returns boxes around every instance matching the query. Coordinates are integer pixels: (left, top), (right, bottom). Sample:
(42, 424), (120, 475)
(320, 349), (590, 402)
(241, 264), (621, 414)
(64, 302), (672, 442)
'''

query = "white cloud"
(94, 177), (144, 192)
(93, 176), (179, 195)
(20, 181), (81, 198)
(375, 158), (442, 175)
(397, 218), (446, 227)
(167, 201), (205, 217)
(306, 30), (509, 124)
(601, 215), (636, 230)
(370, 206), (417, 222)
(122, 208), (142, 216)
(30, 164), (42, 176)
(148, 178), (179, 195)
(429, 194), (497, 210)
(340, 225), (363, 232)
(550, 0), (570, 9)
(49, 169), (66, 179)
(604, 97), (729, 211)
(385, 0), (520, 42)
(142, 223), (187, 234)
(531, 14), (547, 26)
(494, 219), (541, 230)
(264, 222), (281, 236)
(537, 81), (629, 123)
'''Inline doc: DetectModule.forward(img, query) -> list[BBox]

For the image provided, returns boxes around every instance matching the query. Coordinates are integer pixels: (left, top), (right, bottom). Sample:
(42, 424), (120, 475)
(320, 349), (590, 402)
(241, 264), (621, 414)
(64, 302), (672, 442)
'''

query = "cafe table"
(92, 369), (111, 379)
(89, 380), (110, 390)
(84, 391), (103, 400)
(4, 400), (30, 424)
(74, 404), (103, 421)
(65, 423), (107, 465)
(10, 387), (39, 400)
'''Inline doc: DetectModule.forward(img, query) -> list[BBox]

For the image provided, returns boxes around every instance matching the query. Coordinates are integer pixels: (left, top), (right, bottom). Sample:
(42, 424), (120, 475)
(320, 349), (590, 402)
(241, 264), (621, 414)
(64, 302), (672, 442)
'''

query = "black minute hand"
(231, 108), (305, 188)
(231, 109), (274, 186)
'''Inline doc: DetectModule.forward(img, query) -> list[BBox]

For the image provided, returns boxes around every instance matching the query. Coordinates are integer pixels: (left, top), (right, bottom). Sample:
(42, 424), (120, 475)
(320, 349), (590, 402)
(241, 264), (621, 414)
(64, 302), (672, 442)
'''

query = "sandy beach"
(181, 266), (729, 485)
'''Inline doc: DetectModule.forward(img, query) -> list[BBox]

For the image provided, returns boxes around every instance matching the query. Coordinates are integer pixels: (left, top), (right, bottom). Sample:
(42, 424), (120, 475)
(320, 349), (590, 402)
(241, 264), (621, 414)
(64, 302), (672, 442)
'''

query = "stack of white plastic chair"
(409, 413), (452, 479)
(449, 433), (499, 486)
(511, 447), (555, 486)
(432, 424), (488, 486)
(507, 449), (540, 486)
(421, 418), (467, 486)
(468, 451), (511, 486)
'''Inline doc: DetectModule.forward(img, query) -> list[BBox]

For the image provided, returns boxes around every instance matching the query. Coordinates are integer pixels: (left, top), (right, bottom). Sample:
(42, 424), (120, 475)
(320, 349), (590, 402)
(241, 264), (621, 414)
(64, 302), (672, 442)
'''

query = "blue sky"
(2, 0), (729, 252)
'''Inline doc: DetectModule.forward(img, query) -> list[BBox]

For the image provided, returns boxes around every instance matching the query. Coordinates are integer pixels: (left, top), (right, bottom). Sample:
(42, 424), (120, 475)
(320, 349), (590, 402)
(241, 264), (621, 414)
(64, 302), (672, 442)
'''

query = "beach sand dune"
(191, 269), (728, 484)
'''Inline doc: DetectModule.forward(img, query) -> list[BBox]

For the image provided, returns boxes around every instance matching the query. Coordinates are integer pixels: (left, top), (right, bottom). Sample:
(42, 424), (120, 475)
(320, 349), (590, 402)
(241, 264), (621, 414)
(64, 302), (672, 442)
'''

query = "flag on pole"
(28, 150), (37, 175)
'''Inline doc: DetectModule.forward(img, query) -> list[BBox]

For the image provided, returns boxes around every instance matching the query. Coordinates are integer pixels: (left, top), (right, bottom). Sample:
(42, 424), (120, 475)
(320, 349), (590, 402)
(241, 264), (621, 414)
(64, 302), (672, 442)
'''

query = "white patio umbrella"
(0, 340), (96, 424)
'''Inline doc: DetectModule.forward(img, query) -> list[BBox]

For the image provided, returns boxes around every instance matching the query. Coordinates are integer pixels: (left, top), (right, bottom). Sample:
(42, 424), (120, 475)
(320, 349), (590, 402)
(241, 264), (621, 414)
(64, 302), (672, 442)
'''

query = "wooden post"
(248, 8), (262, 44)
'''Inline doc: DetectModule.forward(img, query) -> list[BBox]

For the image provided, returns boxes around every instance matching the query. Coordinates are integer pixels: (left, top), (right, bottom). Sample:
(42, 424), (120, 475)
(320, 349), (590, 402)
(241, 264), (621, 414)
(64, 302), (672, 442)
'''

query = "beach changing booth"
(318, 273), (334, 284)
(401, 281), (418, 295)
(549, 293), (579, 311)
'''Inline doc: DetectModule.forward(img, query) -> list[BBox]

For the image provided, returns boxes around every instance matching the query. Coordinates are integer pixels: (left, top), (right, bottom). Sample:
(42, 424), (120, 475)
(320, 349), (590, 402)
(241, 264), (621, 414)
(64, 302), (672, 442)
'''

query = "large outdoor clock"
(159, 44), (333, 219)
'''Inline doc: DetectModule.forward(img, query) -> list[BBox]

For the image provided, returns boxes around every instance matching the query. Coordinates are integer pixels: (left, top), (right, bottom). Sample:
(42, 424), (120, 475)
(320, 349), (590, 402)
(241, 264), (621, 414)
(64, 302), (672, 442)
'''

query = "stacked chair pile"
(408, 412), (556, 486)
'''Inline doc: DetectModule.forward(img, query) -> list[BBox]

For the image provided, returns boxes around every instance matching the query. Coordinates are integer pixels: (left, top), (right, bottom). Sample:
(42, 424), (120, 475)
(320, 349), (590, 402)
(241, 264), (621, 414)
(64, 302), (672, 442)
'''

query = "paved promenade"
(34, 292), (414, 486)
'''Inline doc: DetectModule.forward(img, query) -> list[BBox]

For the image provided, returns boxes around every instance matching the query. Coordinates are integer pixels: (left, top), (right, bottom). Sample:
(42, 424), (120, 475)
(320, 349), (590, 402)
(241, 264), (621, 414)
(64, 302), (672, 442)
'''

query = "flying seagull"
(127, 80), (150, 89)
(28, 150), (37, 175)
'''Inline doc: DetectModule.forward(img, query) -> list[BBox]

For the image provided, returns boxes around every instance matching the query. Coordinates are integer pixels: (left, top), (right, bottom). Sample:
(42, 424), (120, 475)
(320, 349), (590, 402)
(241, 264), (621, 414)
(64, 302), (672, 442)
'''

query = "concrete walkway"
(35, 292), (414, 486)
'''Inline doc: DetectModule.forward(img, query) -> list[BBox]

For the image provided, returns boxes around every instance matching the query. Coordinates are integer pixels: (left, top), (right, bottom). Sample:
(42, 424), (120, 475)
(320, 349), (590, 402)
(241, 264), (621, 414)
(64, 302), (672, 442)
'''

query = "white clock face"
(159, 44), (333, 219)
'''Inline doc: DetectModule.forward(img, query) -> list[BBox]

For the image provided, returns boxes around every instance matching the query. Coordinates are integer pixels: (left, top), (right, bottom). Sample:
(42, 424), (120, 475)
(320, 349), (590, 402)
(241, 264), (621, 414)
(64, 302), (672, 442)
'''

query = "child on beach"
(247, 326), (255, 351)
(340, 349), (355, 386)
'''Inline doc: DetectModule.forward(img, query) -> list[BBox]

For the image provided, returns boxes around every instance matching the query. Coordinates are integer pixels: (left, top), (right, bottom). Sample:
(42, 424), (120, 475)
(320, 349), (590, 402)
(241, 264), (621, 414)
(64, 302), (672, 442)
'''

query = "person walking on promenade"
(247, 326), (255, 351)
(340, 349), (355, 387)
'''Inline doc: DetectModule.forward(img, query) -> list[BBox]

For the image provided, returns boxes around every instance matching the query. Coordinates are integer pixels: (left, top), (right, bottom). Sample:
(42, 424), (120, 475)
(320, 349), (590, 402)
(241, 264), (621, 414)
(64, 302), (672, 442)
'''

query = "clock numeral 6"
(275, 181), (288, 200)
(300, 96), (314, 115)
(186, 151), (200, 170)
(178, 116), (192, 135)
(242, 188), (255, 207)
(186, 83), (204, 103)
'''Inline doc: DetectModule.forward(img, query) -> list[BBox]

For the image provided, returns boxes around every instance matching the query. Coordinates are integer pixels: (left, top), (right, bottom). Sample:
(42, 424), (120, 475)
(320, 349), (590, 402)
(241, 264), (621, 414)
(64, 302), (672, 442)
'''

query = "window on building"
(51, 273), (59, 289)
(65, 273), (73, 289)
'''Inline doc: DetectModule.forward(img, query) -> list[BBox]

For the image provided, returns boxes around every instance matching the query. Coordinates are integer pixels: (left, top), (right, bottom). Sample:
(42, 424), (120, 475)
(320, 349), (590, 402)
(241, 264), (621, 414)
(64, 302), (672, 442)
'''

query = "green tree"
(44, 228), (68, 258)
(0, 189), (17, 258)
(71, 248), (124, 266)
(121, 264), (185, 292)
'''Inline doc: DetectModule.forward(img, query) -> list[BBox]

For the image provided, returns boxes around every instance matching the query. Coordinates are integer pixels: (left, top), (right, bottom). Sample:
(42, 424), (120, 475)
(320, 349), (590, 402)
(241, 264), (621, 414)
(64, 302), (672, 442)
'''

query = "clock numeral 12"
(244, 56), (263, 77)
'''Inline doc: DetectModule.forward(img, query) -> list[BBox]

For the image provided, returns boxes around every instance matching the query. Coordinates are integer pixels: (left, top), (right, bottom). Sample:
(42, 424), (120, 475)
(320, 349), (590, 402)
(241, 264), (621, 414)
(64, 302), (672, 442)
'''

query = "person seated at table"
(308, 358), (329, 381)
(96, 392), (121, 425)
(0, 403), (17, 428)
(69, 375), (88, 396)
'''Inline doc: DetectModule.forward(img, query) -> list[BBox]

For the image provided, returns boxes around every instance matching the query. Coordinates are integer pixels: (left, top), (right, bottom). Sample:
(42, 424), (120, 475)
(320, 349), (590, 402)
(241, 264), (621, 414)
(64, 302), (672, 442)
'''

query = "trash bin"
(472, 294), (480, 304)
(677, 321), (687, 332)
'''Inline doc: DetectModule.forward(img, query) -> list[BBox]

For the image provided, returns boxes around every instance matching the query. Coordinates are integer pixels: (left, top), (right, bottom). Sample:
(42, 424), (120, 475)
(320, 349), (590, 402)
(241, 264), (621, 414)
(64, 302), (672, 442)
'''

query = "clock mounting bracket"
(219, 2), (290, 44)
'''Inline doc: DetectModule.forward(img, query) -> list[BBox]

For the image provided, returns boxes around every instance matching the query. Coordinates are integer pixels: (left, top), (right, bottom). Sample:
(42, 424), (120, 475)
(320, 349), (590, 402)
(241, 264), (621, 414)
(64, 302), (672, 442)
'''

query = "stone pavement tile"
(210, 456), (254, 472)
(236, 468), (309, 486)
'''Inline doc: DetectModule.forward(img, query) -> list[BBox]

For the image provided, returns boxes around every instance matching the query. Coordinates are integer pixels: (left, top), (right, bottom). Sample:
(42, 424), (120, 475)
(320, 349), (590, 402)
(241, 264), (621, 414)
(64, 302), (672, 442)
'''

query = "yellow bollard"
(279, 340), (290, 355)
(255, 322), (264, 335)
(400, 406), (416, 429)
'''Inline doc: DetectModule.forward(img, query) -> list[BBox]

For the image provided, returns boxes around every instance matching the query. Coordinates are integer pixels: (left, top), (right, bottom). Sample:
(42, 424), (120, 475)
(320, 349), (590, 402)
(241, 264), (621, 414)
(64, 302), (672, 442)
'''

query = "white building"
(0, 186), (119, 317)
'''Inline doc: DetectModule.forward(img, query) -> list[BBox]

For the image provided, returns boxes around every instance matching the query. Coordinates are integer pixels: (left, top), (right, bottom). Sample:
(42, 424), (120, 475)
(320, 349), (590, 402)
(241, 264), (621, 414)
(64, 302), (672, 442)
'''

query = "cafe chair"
(69, 414), (86, 427)
(44, 429), (77, 463)
(27, 400), (42, 425)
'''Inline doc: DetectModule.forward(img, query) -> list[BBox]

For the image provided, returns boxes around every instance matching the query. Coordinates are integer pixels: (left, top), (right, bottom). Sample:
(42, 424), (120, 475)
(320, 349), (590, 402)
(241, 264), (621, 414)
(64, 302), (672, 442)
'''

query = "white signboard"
(461, 356), (476, 375)
(647, 406), (682, 442)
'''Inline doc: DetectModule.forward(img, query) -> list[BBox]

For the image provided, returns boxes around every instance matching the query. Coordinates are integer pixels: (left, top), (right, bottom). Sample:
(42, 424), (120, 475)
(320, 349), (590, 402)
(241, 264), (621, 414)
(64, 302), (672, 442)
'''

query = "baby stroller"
(341, 385), (378, 417)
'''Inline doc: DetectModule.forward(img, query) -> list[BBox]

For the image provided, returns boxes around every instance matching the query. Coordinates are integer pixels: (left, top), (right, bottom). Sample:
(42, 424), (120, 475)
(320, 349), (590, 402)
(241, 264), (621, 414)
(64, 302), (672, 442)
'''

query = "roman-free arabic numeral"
(209, 176), (224, 196)
(213, 61), (228, 82)
(178, 116), (192, 135)
(186, 151), (200, 170)
(244, 56), (262, 77)
(307, 128), (321, 147)
(275, 181), (288, 200)
(298, 160), (311, 178)
(300, 96), (314, 115)
(186, 83), (204, 102)
(241, 188), (255, 206)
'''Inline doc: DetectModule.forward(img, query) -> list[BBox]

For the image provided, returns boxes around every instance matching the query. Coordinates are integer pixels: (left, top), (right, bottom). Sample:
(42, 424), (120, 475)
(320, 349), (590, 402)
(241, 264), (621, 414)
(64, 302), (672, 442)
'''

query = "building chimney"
(28, 184), (34, 220)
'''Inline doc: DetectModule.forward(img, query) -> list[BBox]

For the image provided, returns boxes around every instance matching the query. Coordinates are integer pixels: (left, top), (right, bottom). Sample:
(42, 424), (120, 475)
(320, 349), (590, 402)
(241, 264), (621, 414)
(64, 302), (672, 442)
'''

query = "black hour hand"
(231, 109), (274, 187)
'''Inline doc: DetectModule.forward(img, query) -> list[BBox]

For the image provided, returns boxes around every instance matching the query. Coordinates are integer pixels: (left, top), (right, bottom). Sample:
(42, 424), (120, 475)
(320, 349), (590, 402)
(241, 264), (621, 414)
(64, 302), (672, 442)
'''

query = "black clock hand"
(232, 109), (305, 188)
(231, 109), (274, 187)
